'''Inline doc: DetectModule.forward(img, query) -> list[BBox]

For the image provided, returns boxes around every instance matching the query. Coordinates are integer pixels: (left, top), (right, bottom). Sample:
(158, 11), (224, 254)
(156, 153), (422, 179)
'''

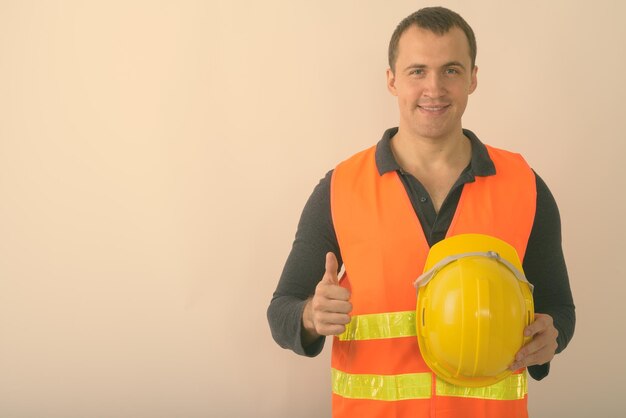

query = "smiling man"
(389, 24), (476, 145)
(268, 7), (575, 418)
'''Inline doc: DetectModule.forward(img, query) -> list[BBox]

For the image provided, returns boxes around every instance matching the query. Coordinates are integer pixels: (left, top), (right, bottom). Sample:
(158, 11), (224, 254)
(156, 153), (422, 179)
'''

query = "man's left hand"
(509, 313), (559, 371)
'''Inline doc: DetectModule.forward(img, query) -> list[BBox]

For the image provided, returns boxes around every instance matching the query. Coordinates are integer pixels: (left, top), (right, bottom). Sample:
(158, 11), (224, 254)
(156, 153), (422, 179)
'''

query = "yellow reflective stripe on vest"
(338, 311), (416, 341)
(332, 369), (527, 401)
(436, 372), (527, 400)
(332, 368), (431, 401)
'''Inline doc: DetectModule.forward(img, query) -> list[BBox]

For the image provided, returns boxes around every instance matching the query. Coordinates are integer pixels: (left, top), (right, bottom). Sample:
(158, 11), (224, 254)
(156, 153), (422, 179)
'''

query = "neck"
(390, 127), (471, 173)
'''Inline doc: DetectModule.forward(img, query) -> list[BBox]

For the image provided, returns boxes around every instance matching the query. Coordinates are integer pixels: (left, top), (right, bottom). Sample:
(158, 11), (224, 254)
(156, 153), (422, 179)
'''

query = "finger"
(523, 313), (551, 337)
(324, 252), (339, 283)
(315, 313), (352, 336)
(314, 298), (352, 314)
(510, 324), (557, 370)
(317, 282), (351, 301)
(517, 329), (549, 359)
(511, 345), (552, 370)
(316, 323), (348, 336)
(317, 312), (352, 327)
(509, 335), (544, 370)
(518, 350), (547, 368)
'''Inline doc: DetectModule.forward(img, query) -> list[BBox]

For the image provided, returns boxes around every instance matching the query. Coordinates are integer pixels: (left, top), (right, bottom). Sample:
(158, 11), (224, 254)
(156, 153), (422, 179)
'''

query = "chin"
(414, 126), (453, 140)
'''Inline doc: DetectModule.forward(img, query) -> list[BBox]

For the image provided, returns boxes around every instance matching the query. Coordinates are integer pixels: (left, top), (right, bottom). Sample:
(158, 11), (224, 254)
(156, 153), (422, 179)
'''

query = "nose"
(424, 72), (446, 98)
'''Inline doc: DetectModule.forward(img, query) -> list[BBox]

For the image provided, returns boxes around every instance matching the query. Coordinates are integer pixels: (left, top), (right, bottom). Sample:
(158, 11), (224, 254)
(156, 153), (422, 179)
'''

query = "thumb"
(323, 252), (339, 284)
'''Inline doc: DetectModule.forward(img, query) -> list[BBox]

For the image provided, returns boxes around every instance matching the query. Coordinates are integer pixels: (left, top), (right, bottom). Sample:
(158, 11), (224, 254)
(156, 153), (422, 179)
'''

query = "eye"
(410, 68), (425, 76)
(445, 68), (460, 75)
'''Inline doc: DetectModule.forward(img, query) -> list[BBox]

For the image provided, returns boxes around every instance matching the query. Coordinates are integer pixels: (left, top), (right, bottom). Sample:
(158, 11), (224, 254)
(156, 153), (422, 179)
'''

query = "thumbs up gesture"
(302, 252), (352, 343)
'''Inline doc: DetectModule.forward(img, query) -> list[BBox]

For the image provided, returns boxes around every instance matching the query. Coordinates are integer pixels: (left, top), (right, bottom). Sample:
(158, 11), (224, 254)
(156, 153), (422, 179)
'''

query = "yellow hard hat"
(414, 234), (534, 387)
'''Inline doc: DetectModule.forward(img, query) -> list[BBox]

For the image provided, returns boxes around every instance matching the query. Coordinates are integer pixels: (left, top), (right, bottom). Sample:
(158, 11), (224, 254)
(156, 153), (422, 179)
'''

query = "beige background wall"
(0, 1), (624, 417)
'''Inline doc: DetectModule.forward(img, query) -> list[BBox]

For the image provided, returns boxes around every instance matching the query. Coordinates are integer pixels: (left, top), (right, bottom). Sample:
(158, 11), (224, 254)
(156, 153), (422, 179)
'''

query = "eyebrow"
(404, 61), (467, 72)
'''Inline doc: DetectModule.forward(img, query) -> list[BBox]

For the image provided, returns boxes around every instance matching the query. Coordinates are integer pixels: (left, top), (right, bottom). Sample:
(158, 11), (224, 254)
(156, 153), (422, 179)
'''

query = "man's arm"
(267, 171), (342, 356)
(521, 172), (576, 380)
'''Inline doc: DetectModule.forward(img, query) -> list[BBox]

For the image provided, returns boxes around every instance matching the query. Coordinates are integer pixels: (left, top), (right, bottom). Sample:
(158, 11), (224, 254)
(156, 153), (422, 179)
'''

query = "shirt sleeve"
(523, 171), (576, 380)
(266, 170), (342, 357)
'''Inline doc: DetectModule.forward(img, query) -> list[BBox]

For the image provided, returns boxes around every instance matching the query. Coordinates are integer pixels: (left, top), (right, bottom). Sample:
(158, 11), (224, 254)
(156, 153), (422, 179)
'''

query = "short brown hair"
(388, 7), (477, 73)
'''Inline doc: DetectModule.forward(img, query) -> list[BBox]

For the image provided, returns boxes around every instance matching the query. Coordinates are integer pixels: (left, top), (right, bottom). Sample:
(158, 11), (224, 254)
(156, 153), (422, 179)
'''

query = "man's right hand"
(302, 252), (352, 344)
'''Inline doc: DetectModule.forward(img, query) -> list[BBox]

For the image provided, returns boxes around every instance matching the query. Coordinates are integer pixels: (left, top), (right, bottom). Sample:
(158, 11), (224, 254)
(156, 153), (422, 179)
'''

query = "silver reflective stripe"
(331, 368), (528, 401)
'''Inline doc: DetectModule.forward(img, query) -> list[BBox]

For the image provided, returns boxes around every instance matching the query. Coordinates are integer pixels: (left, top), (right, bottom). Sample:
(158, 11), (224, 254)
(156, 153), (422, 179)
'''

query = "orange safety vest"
(330, 143), (536, 418)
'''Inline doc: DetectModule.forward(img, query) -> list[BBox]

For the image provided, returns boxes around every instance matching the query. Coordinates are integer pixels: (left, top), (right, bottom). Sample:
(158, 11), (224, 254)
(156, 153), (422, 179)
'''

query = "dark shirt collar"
(375, 127), (496, 178)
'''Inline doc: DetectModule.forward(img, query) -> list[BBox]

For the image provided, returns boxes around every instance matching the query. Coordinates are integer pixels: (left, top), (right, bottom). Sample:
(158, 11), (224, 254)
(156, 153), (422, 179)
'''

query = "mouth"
(417, 104), (450, 115)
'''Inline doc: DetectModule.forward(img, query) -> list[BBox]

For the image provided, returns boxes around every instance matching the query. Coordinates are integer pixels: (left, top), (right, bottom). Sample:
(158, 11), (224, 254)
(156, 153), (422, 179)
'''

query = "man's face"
(387, 25), (478, 140)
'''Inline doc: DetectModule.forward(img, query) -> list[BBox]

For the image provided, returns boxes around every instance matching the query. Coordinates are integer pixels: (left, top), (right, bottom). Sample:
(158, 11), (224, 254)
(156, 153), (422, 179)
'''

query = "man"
(268, 7), (575, 418)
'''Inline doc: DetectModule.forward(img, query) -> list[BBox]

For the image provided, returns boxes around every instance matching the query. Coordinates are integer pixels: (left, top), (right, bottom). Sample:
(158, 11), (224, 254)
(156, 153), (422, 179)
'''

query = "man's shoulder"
(334, 127), (399, 177)
(483, 144), (532, 170)
(336, 144), (377, 167)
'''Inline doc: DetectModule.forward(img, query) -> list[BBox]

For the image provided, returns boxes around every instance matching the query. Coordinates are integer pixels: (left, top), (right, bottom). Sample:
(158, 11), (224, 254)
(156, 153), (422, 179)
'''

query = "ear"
(469, 65), (478, 94)
(386, 68), (398, 96)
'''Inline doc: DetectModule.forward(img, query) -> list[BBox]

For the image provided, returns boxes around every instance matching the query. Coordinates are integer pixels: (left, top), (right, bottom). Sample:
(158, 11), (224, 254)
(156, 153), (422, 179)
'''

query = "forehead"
(396, 25), (471, 68)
